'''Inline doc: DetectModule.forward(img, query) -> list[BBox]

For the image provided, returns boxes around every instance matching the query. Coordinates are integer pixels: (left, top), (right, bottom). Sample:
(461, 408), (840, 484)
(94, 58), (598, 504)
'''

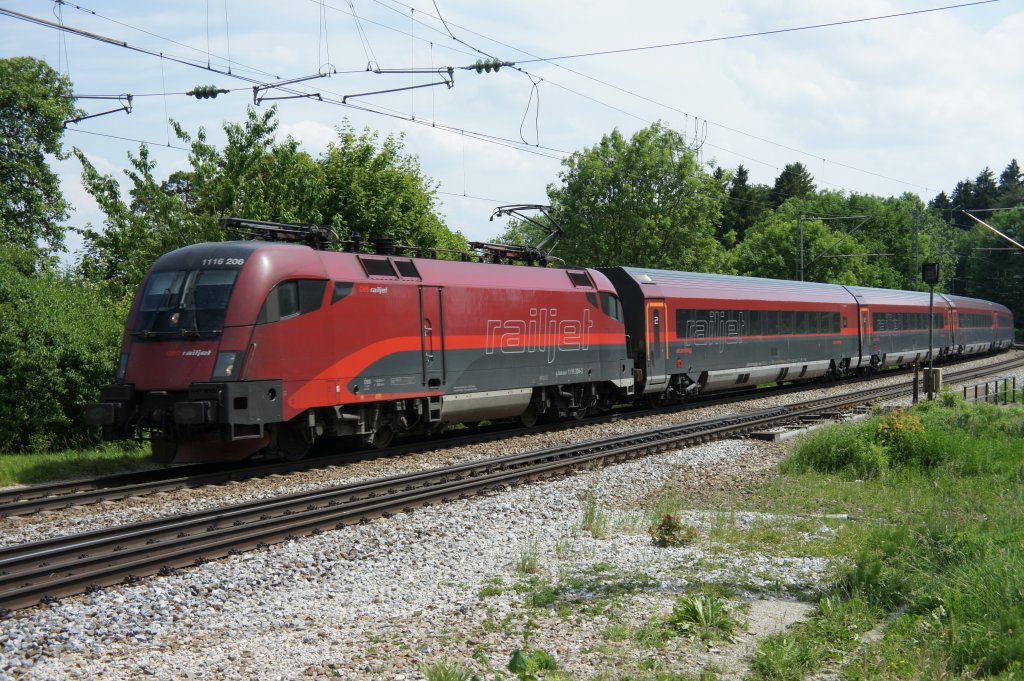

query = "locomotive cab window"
(258, 279), (328, 324)
(135, 268), (238, 337)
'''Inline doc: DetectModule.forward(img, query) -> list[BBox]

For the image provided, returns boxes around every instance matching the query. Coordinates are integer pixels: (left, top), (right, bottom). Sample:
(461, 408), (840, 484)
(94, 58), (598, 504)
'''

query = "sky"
(3, 0), (1023, 261)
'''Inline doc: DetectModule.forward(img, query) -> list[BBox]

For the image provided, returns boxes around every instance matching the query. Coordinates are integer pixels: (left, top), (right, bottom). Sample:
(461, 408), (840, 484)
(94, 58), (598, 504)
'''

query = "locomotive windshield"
(134, 269), (238, 338)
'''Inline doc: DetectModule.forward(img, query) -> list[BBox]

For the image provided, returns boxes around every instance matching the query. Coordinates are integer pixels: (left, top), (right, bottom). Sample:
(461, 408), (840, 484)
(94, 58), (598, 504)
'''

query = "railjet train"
(85, 229), (1015, 464)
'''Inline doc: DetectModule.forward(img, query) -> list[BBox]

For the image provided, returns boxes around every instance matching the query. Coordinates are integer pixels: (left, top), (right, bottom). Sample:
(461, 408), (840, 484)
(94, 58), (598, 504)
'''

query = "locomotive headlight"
(116, 353), (129, 383)
(212, 351), (242, 381)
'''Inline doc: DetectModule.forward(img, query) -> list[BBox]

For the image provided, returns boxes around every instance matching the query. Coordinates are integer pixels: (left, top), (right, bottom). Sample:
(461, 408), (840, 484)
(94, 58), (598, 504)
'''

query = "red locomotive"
(86, 220), (1015, 464)
(86, 226), (634, 463)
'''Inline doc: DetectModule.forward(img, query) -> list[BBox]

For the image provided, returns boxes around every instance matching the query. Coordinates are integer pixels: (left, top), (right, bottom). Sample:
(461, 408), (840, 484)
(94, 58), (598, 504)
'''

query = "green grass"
(582, 490), (611, 538)
(514, 541), (542, 575)
(667, 593), (740, 642)
(0, 442), (155, 486)
(516, 562), (660, 616)
(747, 401), (1024, 680)
(418, 659), (474, 681)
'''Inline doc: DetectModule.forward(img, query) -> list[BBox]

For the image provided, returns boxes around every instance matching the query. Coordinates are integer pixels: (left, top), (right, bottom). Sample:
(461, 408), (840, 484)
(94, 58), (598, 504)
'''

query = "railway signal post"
(922, 262), (940, 399)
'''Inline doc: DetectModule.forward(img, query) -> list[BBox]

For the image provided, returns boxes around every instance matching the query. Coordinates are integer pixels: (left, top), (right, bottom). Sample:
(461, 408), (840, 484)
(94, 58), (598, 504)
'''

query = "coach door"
(645, 300), (668, 390)
(860, 307), (872, 366)
(419, 286), (446, 389)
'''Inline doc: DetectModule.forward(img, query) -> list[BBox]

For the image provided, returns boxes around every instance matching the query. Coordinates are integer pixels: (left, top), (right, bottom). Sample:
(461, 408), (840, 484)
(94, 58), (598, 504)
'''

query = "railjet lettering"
(485, 308), (593, 363)
(684, 311), (744, 353)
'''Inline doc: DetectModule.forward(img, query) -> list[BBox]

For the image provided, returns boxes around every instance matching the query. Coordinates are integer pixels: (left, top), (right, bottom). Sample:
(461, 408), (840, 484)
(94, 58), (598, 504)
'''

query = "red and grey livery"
(86, 242), (1014, 464)
(87, 241), (633, 463)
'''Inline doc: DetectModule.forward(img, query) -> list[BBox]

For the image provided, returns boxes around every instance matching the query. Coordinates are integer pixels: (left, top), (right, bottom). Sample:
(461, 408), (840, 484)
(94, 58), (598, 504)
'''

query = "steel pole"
(927, 285), (935, 400)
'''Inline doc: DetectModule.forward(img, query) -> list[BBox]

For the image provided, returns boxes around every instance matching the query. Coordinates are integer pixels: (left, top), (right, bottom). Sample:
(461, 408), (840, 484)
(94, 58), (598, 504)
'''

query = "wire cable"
(516, 1), (1002, 63)
(376, 0), (940, 192)
(66, 127), (191, 151)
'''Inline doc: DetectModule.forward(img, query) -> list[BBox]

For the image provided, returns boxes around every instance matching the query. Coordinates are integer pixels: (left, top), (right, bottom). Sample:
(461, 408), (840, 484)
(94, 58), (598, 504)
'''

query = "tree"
(997, 159), (1023, 208)
(76, 142), (224, 300)
(972, 167), (999, 209)
(0, 244), (125, 452)
(732, 191), (947, 290)
(318, 122), (464, 251)
(544, 122), (728, 271)
(947, 179), (976, 229)
(720, 164), (772, 244)
(771, 162), (816, 209)
(0, 57), (80, 263)
(77, 107), (465, 300)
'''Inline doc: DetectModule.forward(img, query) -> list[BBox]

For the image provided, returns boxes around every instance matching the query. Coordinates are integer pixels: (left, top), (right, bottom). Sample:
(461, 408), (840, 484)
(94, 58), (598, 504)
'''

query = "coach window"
(778, 311), (792, 335)
(747, 311), (761, 336)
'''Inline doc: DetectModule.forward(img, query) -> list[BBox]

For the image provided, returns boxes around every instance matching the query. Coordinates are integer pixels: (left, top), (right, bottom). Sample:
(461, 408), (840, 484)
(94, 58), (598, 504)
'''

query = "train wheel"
(274, 426), (312, 462)
(519, 403), (539, 428)
(371, 424), (395, 449)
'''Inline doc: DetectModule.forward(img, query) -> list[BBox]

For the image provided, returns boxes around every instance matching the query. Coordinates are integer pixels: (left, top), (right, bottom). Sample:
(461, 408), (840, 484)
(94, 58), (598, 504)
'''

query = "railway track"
(1, 352), (1022, 614)
(4, 351), (1020, 518)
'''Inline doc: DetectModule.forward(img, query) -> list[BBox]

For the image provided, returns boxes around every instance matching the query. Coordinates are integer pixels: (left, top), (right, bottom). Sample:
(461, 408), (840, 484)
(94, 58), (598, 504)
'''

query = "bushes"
(649, 513), (699, 547)
(782, 404), (1022, 479)
(772, 401), (1024, 679)
(0, 252), (125, 452)
(780, 419), (888, 479)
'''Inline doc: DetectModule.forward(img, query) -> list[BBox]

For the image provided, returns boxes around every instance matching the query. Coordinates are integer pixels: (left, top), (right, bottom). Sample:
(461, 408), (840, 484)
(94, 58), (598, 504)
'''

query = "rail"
(2, 353), (1023, 613)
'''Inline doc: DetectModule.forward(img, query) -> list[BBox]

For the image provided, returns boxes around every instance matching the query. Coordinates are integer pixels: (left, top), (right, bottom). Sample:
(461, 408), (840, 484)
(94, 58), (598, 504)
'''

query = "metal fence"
(961, 377), (1020, 404)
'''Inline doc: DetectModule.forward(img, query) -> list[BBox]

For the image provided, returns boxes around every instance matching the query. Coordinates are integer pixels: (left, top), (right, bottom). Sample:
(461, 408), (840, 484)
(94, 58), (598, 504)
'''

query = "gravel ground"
(2, 351), (1018, 550)
(1, 351), (1020, 680)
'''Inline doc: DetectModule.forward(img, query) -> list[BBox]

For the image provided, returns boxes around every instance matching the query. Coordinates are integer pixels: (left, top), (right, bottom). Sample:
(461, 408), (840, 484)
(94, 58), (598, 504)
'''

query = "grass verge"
(747, 397), (1024, 680)
(0, 442), (155, 486)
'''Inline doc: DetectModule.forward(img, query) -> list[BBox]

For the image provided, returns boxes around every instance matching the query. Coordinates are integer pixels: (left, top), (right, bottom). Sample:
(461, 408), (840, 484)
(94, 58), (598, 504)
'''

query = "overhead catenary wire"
(515, 0), (1002, 63)
(374, 0), (942, 193)
(12, 1), (974, 215)
(53, 0), (71, 79)
(20, 4), (866, 224)
(223, 0), (232, 74)
(57, 0), (281, 80)
(5, 4), (570, 166)
(43, 0), (974, 198)
(366, 1), (877, 195)
(65, 126), (191, 151)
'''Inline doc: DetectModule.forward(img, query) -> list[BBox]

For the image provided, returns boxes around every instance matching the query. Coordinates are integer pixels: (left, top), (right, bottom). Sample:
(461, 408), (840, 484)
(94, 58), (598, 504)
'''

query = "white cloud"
(4, 0), (1022, 258)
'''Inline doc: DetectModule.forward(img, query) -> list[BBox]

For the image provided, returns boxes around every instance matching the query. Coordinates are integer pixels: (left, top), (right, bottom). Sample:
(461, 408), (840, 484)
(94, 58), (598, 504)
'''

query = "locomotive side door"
(419, 286), (446, 389)
(645, 300), (668, 391)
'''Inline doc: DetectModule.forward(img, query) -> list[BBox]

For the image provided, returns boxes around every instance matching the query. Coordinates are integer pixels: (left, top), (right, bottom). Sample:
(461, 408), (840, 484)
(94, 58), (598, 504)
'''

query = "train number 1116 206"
(201, 257), (246, 267)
